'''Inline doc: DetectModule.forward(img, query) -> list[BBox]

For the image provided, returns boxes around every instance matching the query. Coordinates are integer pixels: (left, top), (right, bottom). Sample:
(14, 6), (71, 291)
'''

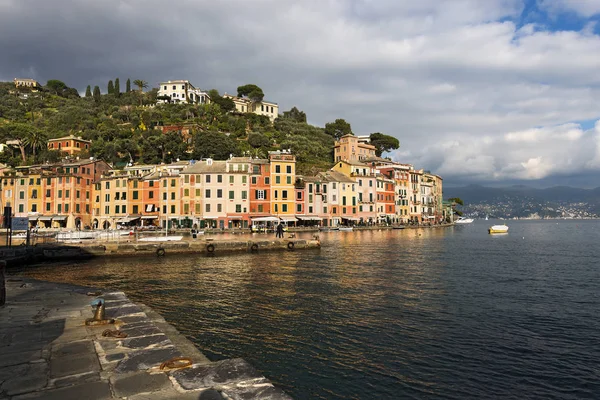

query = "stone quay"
(0, 277), (292, 399)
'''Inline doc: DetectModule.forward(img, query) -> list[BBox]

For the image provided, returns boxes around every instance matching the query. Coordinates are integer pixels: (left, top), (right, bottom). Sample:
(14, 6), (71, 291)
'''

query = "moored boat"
(488, 224), (508, 234)
(338, 227), (353, 232)
(455, 217), (474, 224)
(138, 235), (184, 242)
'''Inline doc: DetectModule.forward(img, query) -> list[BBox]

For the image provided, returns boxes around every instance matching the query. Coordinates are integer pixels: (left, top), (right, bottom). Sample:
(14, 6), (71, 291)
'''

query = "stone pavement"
(0, 279), (292, 399)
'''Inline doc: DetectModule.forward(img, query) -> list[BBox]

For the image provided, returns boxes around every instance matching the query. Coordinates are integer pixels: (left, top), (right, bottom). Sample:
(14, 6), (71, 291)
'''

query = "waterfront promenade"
(0, 278), (291, 399)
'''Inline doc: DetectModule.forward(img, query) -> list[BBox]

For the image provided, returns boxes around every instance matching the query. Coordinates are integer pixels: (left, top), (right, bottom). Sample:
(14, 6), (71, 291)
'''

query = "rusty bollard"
(0, 260), (6, 307)
(85, 298), (115, 326)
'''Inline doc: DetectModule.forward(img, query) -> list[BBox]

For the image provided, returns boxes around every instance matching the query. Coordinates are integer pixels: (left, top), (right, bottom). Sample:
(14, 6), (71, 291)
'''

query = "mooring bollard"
(0, 260), (6, 307)
(85, 298), (115, 326)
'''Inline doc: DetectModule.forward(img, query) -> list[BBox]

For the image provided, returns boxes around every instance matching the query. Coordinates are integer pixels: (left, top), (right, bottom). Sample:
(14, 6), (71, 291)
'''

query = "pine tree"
(126, 78), (131, 93)
(93, 86), (101, 102)
(114, 78), (120, 97)
(107, 80), (114, 94)
(85, 85), (92, 97)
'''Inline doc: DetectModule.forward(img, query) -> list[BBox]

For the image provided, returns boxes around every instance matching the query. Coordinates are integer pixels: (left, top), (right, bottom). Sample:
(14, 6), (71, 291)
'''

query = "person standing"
(276, 222), (284, 238)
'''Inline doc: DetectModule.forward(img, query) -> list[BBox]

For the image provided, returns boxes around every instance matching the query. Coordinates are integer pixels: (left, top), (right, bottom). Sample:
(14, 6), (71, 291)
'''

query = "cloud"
(2, 0), (600, 186)
(538, 0), (600, 17)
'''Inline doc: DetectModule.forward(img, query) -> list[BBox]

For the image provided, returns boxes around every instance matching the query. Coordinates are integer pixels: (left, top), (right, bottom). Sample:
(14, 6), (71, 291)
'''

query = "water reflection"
(16, 222), (600, 399)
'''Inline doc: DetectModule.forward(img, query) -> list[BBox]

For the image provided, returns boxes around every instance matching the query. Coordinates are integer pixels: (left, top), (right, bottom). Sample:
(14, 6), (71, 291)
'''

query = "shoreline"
(0, 277), (292, 399)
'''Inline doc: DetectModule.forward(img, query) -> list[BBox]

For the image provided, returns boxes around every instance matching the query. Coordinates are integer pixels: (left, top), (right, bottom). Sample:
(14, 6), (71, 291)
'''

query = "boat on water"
(488, 224), (509, 234)
(138, 235), (184, 242)
(392, 225), (405, 230)
(455, 217), (474, 224)
(338, 227), (353, 232)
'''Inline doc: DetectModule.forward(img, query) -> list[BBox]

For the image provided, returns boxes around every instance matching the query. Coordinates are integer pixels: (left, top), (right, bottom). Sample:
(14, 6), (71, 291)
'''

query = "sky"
(1, 0), (600, 188)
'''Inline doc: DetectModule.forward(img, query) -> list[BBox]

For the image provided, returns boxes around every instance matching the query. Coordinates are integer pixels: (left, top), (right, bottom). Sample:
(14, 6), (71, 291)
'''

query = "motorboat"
(338, 227), (353, 232)
(455, 217), (474, 224)
(488, 224), (509, 234)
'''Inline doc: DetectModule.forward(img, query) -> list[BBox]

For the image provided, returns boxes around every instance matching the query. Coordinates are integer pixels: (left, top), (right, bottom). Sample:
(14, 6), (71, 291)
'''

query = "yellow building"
(47, 135), (91, 155)
(269, 150), (296, 220)
(223, 94), (279, 122)
(14, 78), (39, 90)
(334, 134), (376, 163)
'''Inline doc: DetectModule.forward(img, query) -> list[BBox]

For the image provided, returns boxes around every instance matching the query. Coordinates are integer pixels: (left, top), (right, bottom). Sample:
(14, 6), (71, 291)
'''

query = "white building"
(157, 80), (210, 104)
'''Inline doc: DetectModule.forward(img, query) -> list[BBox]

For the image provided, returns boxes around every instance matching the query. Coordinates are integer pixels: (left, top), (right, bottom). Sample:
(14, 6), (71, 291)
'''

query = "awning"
(251, 216), (280, 222)
(202, 216), (219, 220)
(28, 216), (39, 221)
(342, 217), (360, 221)
(280, 217), (297, 222)
(118, 217), (140, 223)
(52, 216), (68, 221)
(227, 216), (243, 220)
(38, 216), (52, 221)
(425, 215), (436, 219)
(141, 216), (158, 219)
(296, 216), (323, 221)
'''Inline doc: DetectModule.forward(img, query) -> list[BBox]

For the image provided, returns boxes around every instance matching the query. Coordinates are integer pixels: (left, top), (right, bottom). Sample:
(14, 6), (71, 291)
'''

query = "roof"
(318, 170), (355, 183)
(181, 160), (227, 174)
(229, 157), (253, 163)
(48, 135), (91, 143)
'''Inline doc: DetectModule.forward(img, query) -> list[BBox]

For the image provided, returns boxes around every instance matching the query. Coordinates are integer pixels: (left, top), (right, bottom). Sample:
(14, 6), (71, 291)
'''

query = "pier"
(0, 278), (291, 399)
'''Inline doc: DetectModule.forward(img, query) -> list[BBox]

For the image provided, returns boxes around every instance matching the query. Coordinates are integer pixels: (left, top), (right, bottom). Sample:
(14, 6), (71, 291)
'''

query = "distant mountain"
(445, 185), (600, 219)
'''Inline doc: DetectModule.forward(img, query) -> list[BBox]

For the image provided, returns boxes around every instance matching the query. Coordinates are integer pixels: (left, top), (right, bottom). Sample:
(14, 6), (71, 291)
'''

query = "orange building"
(334, 134), (376, 163)
(47, 136), (91, 155)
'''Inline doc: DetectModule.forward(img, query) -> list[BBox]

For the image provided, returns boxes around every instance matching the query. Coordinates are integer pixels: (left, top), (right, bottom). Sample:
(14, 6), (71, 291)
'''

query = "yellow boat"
(488, 224), (509, 234)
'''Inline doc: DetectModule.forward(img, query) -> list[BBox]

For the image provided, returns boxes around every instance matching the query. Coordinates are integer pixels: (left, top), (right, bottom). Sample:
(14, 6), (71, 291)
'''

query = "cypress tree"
(85, 85), (92, 97)
(126, 78), (131, 93)
(107, 80), (114, 94)
(93, 85), (101, 102)
(114, 78), (120, 97)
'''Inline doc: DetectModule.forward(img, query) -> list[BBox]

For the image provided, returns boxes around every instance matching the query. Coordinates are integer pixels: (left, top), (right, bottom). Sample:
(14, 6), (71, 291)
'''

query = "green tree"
(93, 86), (101, 102)
(107, 80), (114, 94)
(0, 122), (35, 162)
(46, 80), (68, 95)
(369, 132), (400, 157)
(126, 78), (131, 93)
(114, 78), (120, 97)
(282, 107), (306, 123)
(192, 131), (239, 160)
(237, 84), (264, 102)
(133, 80), (148, 105)
(448, 197), (464, 217)
(207, 89), (235, 112)
(85, 85), (92, 97)
(23, 128), (47, 158)
(324, 118), (352, 139)
(247, 132), (271, 148)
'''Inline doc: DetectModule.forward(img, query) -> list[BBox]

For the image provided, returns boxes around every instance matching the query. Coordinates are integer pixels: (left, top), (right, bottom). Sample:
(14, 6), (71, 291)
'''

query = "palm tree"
(23, 128), (47, 158)
(133, 80), (148, 106)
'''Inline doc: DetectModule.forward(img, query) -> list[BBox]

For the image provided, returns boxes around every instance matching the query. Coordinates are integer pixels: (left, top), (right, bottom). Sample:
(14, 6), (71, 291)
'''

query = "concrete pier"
(0, 279), (291, 399)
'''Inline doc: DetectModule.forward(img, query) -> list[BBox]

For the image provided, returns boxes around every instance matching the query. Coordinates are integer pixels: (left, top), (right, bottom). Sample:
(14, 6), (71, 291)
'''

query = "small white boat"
(338, 227), (353, 232)
(455, 217), (474, 224)
(488, 224), (508, 234)
(138, 235), (183, 242)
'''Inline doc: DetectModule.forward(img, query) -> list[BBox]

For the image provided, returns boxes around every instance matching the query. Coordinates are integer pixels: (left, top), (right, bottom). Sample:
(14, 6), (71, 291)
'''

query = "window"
(206, 204), (211, 212)
(229, 176), (234, 184)
(184, 189), (189, 197)
(265, 177), (270, 185)
(282, 190), (288, 199)
(217, 175), (223, 183)
(242, 176), (247, 184)
(282, 204), (288, 212)
(287, 176), (292, 184)
(18, 204), (24, 213)
(105, 182), (110, 189)
(241, 191), (247, 200)
(132, 205), (138, 214)
(195, 204), (200, 213)
(171, 192), (175, 200)
(235, 205), (241, 213)
(171, 179), (175, 187)
(229, 191), (234, 200)
(65, 190), (70, 198)
(195, 189), (201, 197)
(195, 175), (201, 183)
(286, 166), (291, 173)
(297, 204), (302, 212)
(184, 204), (189, 213)
(275, 165), (281, 173)
(274, 204), (278, 212)
(105, 205), (109, 214)
(276, 176), (281, 184)
(205, 189), (211, 198)
(256, 190), (265, 200)
(171, 205), (175, 214)
(217, 204), (222, 212)
(115, 205), (120, 214)
(251, 176), (257, 184)
(46, 203), (51, 211)
(309, 206), (313, 213)
(274, 190), (278, 199)
(149, 191), (154, 199)
(149, 181), (154, 187)
(19, 191), (24, 200)
(57, 204), (62, 213)
(58, 190), (62, 198)
(163, 193), (167, 201)
(258, 204), (263, 212)
(206, 175), (211, 183)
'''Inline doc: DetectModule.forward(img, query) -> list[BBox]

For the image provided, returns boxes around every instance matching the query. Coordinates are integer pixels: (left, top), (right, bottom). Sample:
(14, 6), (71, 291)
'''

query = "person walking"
(276, 222), (284, 238)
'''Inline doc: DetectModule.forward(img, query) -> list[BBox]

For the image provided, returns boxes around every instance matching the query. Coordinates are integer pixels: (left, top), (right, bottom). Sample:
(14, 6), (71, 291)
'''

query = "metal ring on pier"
(250, 243), (259, 252)
(206, 244), (215, 253)
(156, 248), (166, 257)
(287, 241), (295, 250)
(160, 357), (193, 370)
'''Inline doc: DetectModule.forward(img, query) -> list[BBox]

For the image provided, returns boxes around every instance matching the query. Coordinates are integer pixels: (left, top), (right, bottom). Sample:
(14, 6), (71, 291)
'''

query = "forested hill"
(0, 80), (399, 175)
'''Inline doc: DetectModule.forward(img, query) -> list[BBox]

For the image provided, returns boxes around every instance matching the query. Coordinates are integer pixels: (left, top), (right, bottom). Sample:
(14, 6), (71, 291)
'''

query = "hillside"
(445, 185), (600, 219)
(0, 80), (337, 175)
